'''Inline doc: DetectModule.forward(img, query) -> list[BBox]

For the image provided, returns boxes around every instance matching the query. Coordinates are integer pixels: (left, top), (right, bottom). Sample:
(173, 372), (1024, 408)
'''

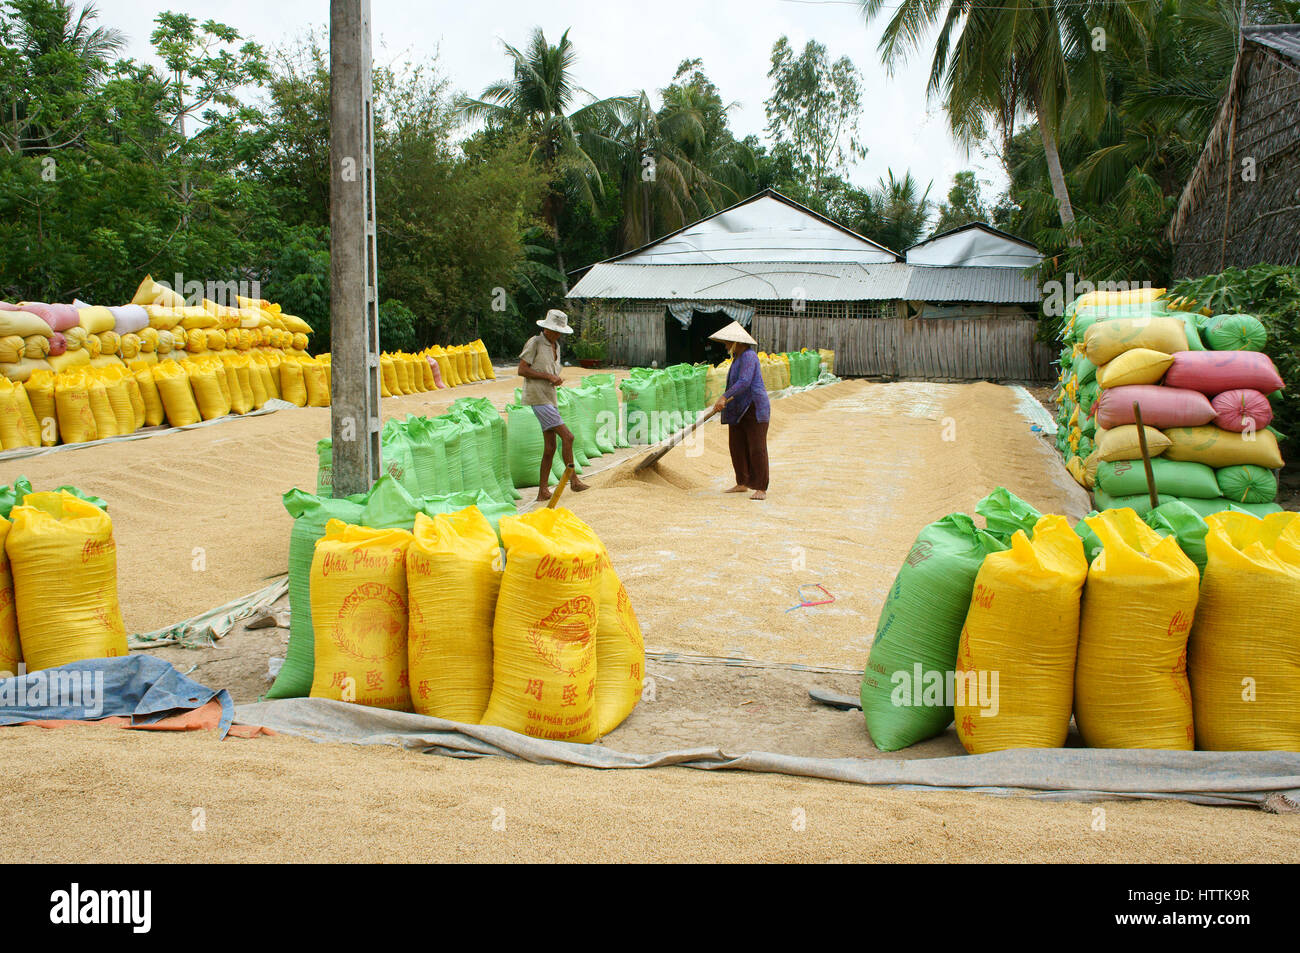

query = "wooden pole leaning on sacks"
(633, 403), (722, 473)
(1132, 401), (1160, 511)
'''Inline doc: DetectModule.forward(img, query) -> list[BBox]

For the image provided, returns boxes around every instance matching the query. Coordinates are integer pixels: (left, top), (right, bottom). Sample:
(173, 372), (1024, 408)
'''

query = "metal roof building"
(567, 190), (1052, 380)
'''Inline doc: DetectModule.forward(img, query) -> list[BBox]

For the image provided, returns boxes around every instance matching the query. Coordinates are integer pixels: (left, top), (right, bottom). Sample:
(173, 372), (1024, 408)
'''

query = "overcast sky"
(105, 0), (1008, 207)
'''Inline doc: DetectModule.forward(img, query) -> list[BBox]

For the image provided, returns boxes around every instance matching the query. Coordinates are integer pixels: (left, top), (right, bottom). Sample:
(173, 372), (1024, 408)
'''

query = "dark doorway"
(664, 308), (736, 366)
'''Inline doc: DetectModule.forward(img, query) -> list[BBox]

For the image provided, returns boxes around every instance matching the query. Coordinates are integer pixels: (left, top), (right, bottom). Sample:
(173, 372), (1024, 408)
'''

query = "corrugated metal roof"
(904, 223), (1042, 268)
(1245, 24), (1300, 62)
(567, 261), (1039, 304)
(567, 261), (914, 301)
(903, 265), (1040, 304)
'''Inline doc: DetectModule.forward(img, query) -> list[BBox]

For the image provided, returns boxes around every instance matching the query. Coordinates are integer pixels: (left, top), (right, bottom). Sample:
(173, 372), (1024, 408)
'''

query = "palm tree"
(871, 169), (932, 250)
(458, 28), (632, 289)
(857, 0), (1143, 242)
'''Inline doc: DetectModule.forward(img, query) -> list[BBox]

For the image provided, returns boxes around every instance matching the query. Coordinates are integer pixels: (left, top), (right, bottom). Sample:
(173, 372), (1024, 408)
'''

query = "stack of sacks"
(618, 364), (708, 445)
(860, 490), (1300, 754)
(506, 379), (623, 487)
(316, 399), (521, 503)
(0, 485), (127, 673)
(285, 502), (645, 740)
(1053, 288), (1287, 518)
(264, 476), (518, 702)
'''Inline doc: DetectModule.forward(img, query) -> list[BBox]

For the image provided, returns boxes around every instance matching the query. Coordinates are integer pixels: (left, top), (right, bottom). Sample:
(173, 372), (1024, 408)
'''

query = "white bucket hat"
(537, 309), (574, 334)
(708, 320), (757, 346)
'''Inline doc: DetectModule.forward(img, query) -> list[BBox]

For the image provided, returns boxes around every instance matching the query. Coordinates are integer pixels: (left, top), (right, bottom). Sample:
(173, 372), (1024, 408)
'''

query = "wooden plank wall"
(592, 303), (1055, 381)
(751, 314), (1056, 381)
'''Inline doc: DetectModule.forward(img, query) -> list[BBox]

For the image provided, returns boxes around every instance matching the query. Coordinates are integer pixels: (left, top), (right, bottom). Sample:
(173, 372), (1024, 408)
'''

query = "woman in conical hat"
(709, 320), (770, 500)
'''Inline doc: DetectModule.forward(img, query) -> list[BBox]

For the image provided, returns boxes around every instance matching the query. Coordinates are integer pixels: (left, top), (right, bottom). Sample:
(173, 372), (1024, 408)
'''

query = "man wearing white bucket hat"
(518, 308), (590, 501)
(709, 320), (770, 500)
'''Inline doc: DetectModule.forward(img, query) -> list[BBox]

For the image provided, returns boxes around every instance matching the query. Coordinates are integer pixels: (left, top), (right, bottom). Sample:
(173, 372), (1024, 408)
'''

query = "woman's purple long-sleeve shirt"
(720, 348), (770, 424)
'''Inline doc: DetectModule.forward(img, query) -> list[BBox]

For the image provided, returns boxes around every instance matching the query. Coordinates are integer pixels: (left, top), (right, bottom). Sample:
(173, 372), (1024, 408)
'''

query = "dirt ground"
(1, 372), (1296, 863)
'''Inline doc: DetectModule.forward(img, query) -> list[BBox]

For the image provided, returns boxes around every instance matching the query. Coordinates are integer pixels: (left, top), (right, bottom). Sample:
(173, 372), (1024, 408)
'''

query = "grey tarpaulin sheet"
(236, 697), (1300, 812)
(129, 578), (287, 649)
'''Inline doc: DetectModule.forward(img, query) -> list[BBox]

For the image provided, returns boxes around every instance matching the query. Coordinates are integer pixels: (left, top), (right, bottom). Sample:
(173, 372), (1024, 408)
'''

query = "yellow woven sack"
(221, 357), (250, 415)
(54, 370), (96, 444)
(431, 348), (456, 387)
(179, 306), (217, 331)
(453, 348), (471, 385)
(1162, 425), (1284, 470)
(23, 371), (57, 445)
(393, 354), (412, 394)
(22, 334), (50, 359)
(594, 553), (644, 736)
(406, 509), (501, 722)
(0, 335), (23, 364)
(143, 304), (183, 330)
(131, 274), (184, 308)
(151, 361), (200, 427)
(204, 328), (226, 350)
(97, 367), (135, 435)
(121, 371), (145, 430)
(7, 492), (128, 671)
(251, 354), (278, 401)
(302, 358), (329, 407)
(184, 360), (229, 420)
(96, 330), (119, 356)
(0, 378), (39, 448)
(1065, 456), (1086, 487)
(1074, 509), (1198, 749)
(1188, 513), (1300, 751)
(77, 306), (114, 335)
(279, 313), (312, 335)
(46, 349), (89, 374)
(309, 520), (413, 711)
(474, 339), (494, 379)
(1096, 348), (1174, 388)
(1075, 287), (1165, 311)
(291, 332), (308, 351)
(417, 353), (435, 390)
(1082, 447), (1101, 489)
(0, 515), (20, 675)
(1084, 317), (1188, 365)
(279, 358), (307, 407)
(379, 355), (399, 396)
(246, 355), (269, 408)
(955, 515), (1088, 753)
(85, 372), (118, 438)
(132, 365), (165, 426)
(481, 508), (604, 742)
(817, 348), (835, 375)
(118, 332), (141, 360)
(1096, 424), (1171, 462)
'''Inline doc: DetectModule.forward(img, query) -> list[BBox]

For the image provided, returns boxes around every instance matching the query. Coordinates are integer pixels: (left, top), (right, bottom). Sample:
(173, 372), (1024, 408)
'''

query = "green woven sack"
(1096, 458), (1220, 499)
(1202, 313), (1267, 352)
(1143, 501), (1210, 575)
(620, 372), (660, 444)
(1092, 488), (1178, 517)
(860, 489), (1041, 751)
(269, 476), (456, 700)
(402, 416), (452, 497)
(1216, 464), (1278, 504)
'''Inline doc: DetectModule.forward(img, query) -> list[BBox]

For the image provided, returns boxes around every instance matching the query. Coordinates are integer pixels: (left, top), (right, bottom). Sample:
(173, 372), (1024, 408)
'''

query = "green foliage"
(1169, 266), (1300, 454)
(932, 171), (991, 236)
(763, 36), (866, 196)
(378, 299), (418, 353)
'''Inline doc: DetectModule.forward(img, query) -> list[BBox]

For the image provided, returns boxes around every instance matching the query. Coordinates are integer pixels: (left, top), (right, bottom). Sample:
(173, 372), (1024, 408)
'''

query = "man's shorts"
(531, 404), (563, 432)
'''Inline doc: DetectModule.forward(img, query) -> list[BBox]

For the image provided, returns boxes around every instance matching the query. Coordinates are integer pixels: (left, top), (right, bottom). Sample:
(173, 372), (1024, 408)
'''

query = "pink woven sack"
(1095, 384), (1216, 429)
(1211, 388), (1274, 432)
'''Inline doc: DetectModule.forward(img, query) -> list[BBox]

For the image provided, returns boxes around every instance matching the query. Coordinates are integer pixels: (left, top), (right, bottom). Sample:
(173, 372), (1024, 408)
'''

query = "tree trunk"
(549, 203), (569, 295)
(1035, 102), (1080, 247)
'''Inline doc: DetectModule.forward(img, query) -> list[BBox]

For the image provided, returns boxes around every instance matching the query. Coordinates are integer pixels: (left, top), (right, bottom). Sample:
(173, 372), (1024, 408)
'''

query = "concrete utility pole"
(329, 0), (382, 496)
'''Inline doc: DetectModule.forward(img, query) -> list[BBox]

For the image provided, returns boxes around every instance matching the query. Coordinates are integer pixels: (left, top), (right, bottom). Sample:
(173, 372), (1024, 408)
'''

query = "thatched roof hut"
(1170, 25), (1300, 277)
